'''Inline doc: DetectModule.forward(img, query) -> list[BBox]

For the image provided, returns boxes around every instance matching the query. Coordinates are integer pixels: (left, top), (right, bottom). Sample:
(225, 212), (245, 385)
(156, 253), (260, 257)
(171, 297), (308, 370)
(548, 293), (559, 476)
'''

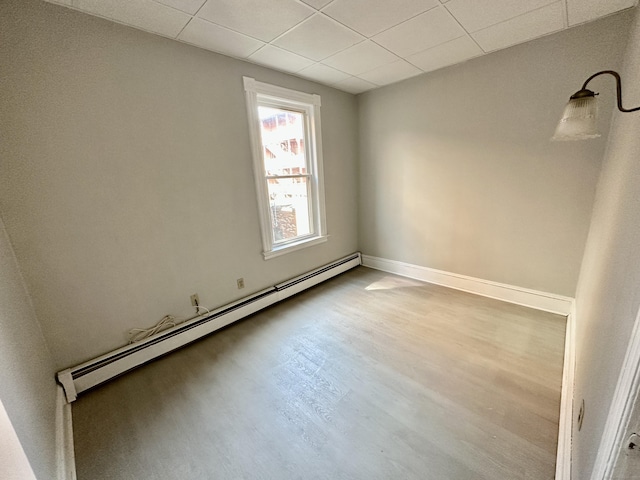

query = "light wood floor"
(72, 267), (565, 479)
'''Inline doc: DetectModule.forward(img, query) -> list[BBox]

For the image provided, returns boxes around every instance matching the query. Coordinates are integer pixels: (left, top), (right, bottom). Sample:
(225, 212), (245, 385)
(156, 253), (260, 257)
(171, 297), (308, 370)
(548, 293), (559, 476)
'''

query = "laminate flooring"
(73, 266), (566, 480)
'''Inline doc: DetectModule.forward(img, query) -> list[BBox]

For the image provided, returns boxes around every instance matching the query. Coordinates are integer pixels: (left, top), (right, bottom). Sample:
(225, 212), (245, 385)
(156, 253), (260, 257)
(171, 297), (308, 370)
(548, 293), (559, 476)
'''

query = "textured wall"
(0, 0), (359, 370)
(0, 217), (58, 479)
(572, 6), (640, 479)
(358, 12), (632, 297)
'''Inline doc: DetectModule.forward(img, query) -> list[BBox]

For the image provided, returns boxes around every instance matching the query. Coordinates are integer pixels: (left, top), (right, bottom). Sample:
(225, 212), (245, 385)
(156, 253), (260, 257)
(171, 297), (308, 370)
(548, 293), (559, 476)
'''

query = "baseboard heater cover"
(58, 253), (361, 403)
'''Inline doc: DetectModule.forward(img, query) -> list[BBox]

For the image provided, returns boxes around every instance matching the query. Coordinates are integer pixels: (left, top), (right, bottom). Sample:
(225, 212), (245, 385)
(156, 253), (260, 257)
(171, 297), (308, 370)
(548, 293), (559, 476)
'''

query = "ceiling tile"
(54, 0), (191, 38)
(273, 14), (364, 61)
(472, 2), (565, 52)
(197, 0), (314, 42)
(322, 41), (399, 75)
(406, 35), (482, 72)
(445, 0), (557, 32)
(46, 0), (636, 95)
(248, 45), (314, 73)
(566, 0), (636, 26)
(373, 6), (465, 57)
(333, 76), (377, 94)
(178, 17), (264, 57)
(300, 0), (333, 9)
(297, 63), (351, 84)
(358, 60), (423, 86)
(153, 0), (207, 15)
(323, 0), (439, 37)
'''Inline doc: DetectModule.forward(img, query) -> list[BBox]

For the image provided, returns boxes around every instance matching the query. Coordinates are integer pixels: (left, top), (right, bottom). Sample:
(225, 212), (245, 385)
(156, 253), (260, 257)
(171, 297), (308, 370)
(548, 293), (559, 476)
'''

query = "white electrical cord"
(128, 306), (211, 344)
(128, 315), (178, 344)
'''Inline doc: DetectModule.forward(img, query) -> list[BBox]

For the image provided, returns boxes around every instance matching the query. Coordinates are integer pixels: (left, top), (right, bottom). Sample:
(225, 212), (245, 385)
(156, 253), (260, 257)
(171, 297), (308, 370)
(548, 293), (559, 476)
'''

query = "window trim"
(243, 77), (327, 260)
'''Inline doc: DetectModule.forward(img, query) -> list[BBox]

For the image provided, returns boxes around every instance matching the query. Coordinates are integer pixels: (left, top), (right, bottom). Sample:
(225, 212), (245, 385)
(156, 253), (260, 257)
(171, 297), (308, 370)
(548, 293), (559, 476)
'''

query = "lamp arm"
(582, 70), (640, 113)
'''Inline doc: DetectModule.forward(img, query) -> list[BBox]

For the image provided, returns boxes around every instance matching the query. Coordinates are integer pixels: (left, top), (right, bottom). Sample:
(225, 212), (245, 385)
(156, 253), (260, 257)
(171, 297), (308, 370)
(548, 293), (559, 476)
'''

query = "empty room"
(2, 0), (640, 479)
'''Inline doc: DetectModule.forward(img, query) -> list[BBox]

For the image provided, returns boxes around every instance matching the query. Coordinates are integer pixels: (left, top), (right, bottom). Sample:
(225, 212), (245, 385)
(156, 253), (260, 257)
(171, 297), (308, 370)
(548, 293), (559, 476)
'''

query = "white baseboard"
(56, 386), (76, 480)
(361, 255), (574, 315)
(556, 303), (576, 480)
(360, 255), (575, 478)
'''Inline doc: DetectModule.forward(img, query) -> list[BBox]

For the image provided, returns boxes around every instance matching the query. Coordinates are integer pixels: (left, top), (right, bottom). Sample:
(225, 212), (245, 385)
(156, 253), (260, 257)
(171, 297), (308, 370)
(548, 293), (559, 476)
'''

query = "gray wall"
(0, 0), (359, 370)
(358, 13), (632, 297)
(0, 217), (58, 479)
(572, 6), (640, 479)
(3, 0), (639, 477)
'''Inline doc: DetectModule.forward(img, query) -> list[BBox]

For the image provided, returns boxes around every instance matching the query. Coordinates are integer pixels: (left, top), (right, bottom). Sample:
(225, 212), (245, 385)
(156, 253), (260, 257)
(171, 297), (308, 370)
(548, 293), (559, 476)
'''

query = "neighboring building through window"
(243, 77), (327, 259)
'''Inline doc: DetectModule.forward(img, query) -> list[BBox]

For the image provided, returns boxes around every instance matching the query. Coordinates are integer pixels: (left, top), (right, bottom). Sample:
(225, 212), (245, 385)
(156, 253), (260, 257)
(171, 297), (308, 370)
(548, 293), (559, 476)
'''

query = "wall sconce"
(552, 70), (640, 141)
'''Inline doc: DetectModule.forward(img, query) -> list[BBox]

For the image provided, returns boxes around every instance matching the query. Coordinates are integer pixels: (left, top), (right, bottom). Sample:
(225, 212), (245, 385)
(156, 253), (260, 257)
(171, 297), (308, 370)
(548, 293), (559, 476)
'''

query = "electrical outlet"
(190, 293), (199, 307)
(237, 278), (245, 289)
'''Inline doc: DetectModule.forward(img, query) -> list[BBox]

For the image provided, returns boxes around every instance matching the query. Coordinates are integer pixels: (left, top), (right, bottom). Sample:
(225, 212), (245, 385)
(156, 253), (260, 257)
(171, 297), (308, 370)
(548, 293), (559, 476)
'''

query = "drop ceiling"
(46, 0), (637, 94)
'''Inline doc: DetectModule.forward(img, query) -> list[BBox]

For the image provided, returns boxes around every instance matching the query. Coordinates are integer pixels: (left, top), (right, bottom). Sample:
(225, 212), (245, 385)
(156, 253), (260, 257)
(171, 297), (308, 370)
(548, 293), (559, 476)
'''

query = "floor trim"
(556, 303), (576, 480)
(361, 255), (574, 315)
(360, 255), (575, 478)
(56, 386), (76, 480)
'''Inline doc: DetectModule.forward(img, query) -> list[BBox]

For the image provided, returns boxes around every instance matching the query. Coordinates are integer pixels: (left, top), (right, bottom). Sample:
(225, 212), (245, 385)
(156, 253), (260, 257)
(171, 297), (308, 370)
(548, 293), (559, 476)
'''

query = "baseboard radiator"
(57, 253), (361, 402)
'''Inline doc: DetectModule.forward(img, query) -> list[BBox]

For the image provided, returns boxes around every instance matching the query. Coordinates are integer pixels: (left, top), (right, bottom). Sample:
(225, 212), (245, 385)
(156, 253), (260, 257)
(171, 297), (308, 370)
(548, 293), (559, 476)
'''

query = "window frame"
(243, 77), (327, 260)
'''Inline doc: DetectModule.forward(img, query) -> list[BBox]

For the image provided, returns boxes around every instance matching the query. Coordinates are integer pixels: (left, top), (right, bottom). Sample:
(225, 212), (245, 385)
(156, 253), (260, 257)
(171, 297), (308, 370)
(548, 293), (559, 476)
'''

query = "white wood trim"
(263, 235), (328, 259)
(243, 76), (321, 106)
(361, 255), (574, 315)
(556, 302), (576, 480)
(243, 77), (273, 255)
(590, 305), (640, 480)
(310, 90), (327, 245)
(243, 76), (327, 259)
(56, 386), (76, 480)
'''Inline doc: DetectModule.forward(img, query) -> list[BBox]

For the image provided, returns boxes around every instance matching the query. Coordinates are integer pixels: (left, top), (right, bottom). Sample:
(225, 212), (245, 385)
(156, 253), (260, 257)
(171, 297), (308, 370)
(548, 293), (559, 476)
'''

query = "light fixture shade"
(552, 95), (600, 141)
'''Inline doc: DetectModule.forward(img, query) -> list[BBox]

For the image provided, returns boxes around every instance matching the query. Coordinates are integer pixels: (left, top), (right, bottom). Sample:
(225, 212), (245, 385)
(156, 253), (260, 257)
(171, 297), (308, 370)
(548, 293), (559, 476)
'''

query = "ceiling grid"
(46, 0), (637, 94)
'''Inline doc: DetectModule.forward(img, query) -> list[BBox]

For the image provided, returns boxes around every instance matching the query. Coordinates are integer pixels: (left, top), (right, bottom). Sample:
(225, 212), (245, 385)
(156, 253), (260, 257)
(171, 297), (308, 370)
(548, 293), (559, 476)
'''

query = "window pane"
(267, 177), (311, 242)
(258, 106), (307, 176)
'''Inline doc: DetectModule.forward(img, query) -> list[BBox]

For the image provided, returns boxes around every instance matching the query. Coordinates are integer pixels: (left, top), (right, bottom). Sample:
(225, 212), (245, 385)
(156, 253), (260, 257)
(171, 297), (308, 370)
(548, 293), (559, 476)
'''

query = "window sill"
(263, 235), (328, 260)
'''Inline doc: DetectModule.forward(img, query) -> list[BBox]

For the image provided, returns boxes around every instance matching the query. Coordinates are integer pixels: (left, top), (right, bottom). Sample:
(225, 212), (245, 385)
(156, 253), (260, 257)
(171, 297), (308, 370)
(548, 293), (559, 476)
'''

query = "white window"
(243, 77), (327, 260)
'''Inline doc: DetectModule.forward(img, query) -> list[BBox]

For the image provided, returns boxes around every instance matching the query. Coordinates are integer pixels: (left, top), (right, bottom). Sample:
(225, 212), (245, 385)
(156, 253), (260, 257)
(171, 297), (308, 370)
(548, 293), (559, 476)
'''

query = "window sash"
(244, 77), (327, 260)
(265, 174), (311, 180)
(267, 175), (314, 246)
